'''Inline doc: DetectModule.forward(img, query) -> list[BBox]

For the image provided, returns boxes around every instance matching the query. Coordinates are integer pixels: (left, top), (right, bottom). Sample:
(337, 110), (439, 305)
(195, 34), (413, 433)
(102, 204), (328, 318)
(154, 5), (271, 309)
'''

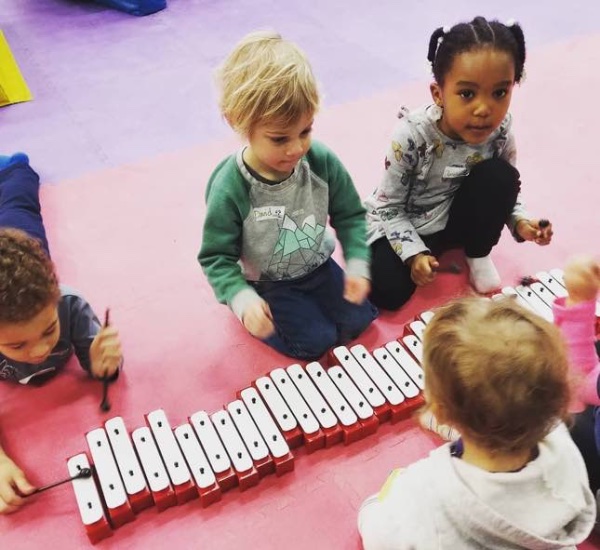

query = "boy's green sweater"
(198, 141), (370, 320)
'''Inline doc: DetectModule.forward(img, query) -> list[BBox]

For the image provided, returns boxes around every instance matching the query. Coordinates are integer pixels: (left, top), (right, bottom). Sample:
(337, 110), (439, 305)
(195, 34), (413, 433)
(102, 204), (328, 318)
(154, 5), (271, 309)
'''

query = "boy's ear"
(430, 82), (443, 107)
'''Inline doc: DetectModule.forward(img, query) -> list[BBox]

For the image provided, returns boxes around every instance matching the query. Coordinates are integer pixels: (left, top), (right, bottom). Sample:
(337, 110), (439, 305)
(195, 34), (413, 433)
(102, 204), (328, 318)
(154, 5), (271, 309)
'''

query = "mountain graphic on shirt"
(267, 214), (325, 278)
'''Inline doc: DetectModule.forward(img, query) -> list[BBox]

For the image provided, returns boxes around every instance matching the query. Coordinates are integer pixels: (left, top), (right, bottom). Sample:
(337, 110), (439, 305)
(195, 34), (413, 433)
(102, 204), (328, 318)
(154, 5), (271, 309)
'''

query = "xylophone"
(66, 268), (600, 543)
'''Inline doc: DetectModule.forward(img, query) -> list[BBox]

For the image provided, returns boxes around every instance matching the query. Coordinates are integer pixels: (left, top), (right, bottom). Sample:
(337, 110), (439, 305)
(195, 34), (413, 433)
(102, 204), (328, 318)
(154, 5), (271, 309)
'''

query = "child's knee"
(469, 158), (520, 196)
(295, 324), (337, 359)
(344, 301), (378, 337)
(265, 322), (337, 361)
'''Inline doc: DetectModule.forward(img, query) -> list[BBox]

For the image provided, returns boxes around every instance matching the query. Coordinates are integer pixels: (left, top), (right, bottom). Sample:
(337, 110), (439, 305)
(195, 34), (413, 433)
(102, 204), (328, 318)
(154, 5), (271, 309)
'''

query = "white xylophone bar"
(512, 285), (553, 322)
(327, 365), (379, 436)
(238, 387), (294, 475)
(85, 428), (134, 528)
(131, 426), (176, 511)
(174, 423), (221, 507)
(527, 280), (557, 308)
(371, 346), (422, 400)
(408, 320), (427, 340)
(331, 346), (388, 420)
(348, 344), (414, 423)
(227, 399), (273, 476)
(189, 410), (237, 491)
(351, 343), (424, 422)
(286, 364), (343, 447)
(211, 409), (259, 491)
(536, 270), (567, 298)
(254, 376), (303, 448)
(399, 336), (424, 369)
(305, 362), (364, 444)
(67, 453), (112, 544)
(147, 409), (197, 505)
(499, 286), (533, 313)
(104, 417), (153, 513)
(419, 311), (435, 324)
(270, 367), (325, 452)
(384, 340), (425, 391)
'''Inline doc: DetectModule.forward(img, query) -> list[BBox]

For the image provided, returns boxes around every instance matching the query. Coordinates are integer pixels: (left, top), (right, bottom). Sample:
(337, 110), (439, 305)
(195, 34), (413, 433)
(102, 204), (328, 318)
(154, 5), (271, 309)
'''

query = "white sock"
(466, 255), (501, 293)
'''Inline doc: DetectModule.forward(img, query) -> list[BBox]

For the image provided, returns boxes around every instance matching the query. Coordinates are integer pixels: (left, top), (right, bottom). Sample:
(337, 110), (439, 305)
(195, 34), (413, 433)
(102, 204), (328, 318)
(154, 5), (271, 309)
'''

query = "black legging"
(369, 158), (521, 310)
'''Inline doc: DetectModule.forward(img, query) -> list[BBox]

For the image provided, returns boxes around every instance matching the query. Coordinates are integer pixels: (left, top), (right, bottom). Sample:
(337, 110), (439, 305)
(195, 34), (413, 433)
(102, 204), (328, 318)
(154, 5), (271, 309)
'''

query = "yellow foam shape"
(0, 30), (32, 107)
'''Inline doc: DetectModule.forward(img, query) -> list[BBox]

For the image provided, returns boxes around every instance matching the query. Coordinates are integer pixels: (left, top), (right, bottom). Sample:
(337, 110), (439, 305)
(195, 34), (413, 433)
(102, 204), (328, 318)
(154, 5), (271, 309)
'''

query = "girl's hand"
(344, 276), (370, 304)
(242, 300), (276, 339)
(408, 253), (439, 286)
(563, 256), (600, 305)
(0, 454), (35, 514)
(90, 326), (123, 378)
(516, 218), (553, 245)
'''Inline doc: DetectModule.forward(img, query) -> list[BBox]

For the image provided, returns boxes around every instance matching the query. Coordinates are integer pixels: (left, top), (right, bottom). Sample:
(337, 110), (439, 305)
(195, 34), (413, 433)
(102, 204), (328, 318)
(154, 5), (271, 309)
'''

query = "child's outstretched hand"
(563, 255), (600, 306)
(516, 218), (553, 245)
(243, 300), (276, 339)
(408, 253), (439, 286)
(344, 276), (370, 304)
(0, 453), (35, 514)
(90, 326), (123, 379)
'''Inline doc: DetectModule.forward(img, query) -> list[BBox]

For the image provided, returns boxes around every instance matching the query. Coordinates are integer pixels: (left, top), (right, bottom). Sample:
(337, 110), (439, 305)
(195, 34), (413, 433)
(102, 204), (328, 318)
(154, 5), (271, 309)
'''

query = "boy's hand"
(344, 276), (370, 304)
(243, 300), (276, 339)
(90, 326), (123, 379)
(0, 454), (35, 514)
(408, 253), (439, 286)
(563, 255), (600, 305)
(516, 218), (553, 245)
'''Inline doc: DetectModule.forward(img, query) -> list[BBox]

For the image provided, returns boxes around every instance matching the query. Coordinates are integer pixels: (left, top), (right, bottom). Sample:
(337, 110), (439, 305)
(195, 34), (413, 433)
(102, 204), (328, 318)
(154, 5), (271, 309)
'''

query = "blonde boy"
(199, 31), (377, 360)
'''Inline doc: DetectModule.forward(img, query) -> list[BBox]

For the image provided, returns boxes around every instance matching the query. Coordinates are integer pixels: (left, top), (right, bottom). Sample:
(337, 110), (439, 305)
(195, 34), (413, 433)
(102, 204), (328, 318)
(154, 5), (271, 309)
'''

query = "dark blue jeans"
(0, 162), (50, 256)
(252, 258), (378, 361)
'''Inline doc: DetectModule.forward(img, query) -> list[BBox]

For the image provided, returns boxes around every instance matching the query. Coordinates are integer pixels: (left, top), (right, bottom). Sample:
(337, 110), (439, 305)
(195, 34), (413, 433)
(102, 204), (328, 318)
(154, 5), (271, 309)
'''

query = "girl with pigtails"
(365, 17), (553, 311)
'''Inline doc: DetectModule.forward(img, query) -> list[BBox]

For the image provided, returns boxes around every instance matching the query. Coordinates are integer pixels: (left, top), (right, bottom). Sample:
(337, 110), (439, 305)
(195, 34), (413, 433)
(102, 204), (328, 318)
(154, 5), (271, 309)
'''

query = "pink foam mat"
(0, 34), (599, 549)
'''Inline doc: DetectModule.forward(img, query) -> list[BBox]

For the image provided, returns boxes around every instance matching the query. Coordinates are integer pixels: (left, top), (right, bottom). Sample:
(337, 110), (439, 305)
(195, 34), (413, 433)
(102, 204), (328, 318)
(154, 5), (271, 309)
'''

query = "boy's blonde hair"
(216, 31), (320, 136)
(423, 297), (570, 453)
(0, 229), (60, 324)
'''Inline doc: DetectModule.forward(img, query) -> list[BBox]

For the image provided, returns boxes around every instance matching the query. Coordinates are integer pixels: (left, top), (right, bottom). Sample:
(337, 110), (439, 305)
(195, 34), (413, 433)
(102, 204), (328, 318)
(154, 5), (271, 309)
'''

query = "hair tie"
(505, 18), (516, 27)
(432, 36), (444, 65)
(442, 25), (451, 34)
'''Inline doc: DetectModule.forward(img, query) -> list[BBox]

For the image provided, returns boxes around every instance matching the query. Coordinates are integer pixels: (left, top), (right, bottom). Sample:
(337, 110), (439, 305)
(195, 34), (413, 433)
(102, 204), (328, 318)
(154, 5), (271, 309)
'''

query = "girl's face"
(430, 48), (515, 145)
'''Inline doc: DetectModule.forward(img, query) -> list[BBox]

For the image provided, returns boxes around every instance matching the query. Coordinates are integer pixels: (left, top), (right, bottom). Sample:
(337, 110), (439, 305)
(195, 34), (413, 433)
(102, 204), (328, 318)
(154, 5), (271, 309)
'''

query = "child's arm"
(0, 444), (35, 514)
(64, 293), (123, 379)
(239, 300), (275, 339)
(199, 170), (273, 335)
(515, 218), (553, 246)
(324, 147), (370, 279)
(553, 256), (600, 409)
(312, 144), (372, 303)
(367, 135), (429, 264)
(89, 325), (122, 379)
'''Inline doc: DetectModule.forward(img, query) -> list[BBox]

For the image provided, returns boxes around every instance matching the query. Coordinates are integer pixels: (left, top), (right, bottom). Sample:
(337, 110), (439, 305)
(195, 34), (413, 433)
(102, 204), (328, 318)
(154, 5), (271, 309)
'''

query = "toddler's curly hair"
(0, 229), (60, 324)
